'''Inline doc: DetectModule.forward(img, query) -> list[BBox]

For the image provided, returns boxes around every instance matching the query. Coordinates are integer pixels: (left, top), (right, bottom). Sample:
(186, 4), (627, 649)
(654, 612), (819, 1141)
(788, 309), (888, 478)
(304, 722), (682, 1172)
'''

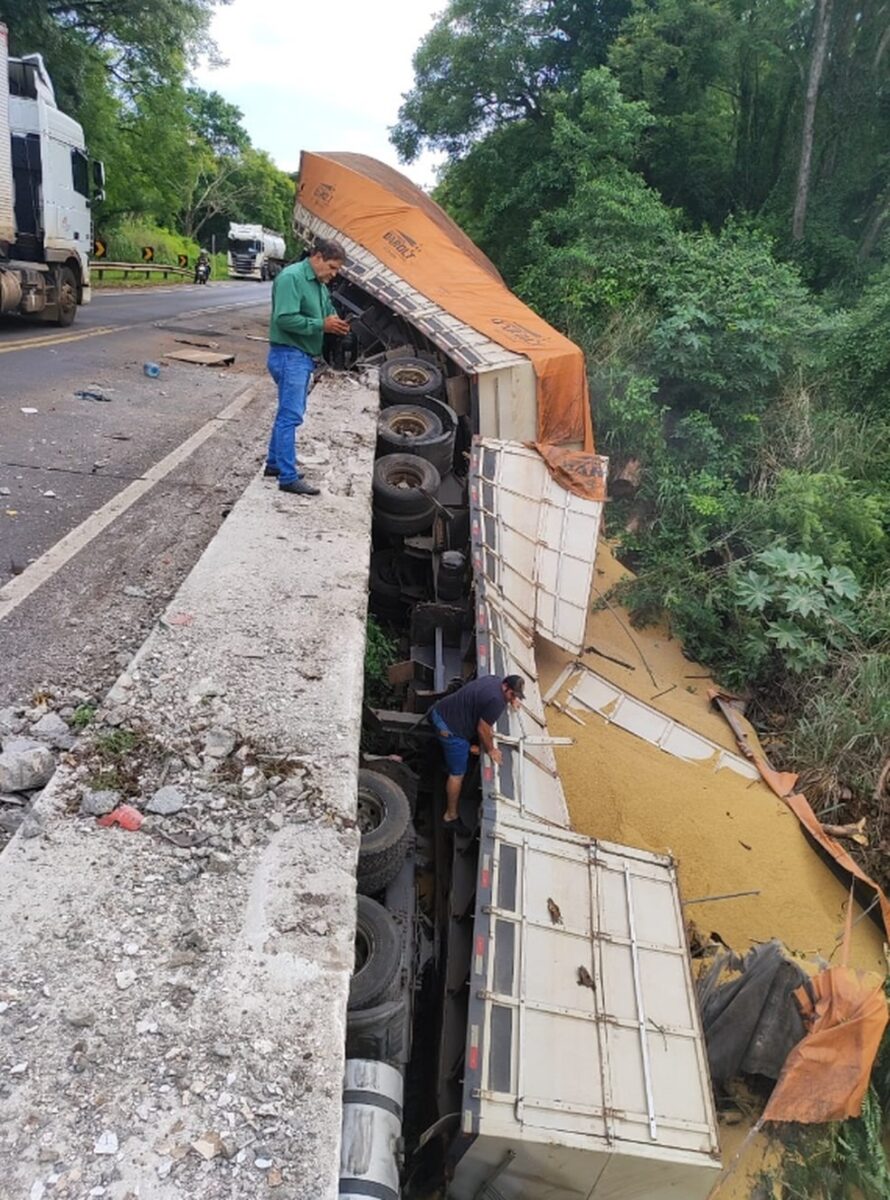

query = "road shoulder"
(0, 372), (378, 1199)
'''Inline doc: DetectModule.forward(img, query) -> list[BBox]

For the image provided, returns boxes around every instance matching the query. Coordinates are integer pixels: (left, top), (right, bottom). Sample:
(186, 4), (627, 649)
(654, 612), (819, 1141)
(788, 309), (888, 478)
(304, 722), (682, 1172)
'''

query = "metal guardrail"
(90, 261), (193, 281)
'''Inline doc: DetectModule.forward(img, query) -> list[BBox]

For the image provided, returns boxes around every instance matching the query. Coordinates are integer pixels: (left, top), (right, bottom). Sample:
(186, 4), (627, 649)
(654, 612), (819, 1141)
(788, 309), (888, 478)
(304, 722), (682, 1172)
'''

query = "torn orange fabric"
(298, 152), (593, 454)
(762, 967), (887, 1123)
(710, 691), (890, 939)
(532, 443), (609, 503)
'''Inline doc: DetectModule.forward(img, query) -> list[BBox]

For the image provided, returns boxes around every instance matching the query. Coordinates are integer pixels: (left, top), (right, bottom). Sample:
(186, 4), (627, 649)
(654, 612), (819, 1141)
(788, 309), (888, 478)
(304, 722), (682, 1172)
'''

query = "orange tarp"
(298, 152), (595, 455)
(762, 964), (888, 1124)
(711, 690), (889, 1125)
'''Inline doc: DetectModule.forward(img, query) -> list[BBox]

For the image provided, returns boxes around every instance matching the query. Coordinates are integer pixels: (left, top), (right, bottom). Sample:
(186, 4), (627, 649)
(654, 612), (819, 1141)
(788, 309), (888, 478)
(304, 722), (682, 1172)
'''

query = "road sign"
(177, 254), (189, 269)
(141, 245), (154, 262)
(93, 238), (107, 259)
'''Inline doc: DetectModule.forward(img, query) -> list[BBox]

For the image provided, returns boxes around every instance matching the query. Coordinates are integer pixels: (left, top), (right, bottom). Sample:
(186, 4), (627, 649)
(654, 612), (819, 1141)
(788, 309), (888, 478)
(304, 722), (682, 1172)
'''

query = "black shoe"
(442, 816), (472, 837)
(263, 465), (280, 478)
(279, 479), (320, 496)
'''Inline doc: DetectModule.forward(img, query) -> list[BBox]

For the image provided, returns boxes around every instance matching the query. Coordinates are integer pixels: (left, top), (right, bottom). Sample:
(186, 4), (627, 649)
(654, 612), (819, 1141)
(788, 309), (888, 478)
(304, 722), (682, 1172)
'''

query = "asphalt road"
(0, 280), (277, 705)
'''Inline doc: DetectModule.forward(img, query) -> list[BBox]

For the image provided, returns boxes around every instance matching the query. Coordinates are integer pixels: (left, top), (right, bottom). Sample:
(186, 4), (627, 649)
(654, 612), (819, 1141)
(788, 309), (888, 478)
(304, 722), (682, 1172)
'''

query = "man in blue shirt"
(430, 674), (525, 832)
(265, 238), (351, 496)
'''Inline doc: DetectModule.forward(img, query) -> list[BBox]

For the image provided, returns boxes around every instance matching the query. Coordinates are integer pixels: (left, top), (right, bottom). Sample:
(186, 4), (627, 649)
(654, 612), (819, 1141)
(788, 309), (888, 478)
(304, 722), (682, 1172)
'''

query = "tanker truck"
(227, 222), (285, 281)
(0, 22), (102, 326)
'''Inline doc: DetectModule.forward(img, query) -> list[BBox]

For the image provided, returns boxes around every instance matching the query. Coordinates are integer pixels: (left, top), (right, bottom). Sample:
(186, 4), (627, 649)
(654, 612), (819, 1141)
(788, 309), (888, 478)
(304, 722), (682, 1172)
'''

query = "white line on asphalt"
(0, 383), (262, 623)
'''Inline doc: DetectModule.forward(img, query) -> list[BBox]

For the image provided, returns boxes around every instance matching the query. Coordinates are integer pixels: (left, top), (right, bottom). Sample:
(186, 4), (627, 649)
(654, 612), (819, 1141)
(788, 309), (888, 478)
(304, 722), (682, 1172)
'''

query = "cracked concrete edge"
(0, 371), (379, 1199)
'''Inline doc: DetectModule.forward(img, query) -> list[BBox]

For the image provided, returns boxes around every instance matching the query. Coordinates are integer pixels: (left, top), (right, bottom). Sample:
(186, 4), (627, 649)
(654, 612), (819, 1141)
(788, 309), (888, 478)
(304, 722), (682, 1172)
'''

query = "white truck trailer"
(227, 222), (285, 281)
(0, 23), (101, 326)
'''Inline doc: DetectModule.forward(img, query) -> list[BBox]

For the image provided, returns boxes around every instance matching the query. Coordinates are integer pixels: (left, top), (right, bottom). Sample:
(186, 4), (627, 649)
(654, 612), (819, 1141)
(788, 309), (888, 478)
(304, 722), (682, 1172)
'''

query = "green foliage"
(764, 1088), (890, 1199)
(71, 705), (96, 731)
(3, 2), (294, 244)
(364, 615), (398, 708)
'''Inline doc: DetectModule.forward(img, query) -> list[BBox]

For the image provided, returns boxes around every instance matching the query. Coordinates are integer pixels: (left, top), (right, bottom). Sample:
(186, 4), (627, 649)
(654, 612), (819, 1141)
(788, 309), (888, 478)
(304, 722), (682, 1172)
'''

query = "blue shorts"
(430, 709), (471, 777)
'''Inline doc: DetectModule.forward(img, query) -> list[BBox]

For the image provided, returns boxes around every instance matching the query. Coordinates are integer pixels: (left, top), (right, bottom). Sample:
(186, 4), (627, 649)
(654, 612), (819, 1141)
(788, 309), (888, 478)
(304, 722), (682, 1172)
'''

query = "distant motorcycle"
(194, 259), (210, 285)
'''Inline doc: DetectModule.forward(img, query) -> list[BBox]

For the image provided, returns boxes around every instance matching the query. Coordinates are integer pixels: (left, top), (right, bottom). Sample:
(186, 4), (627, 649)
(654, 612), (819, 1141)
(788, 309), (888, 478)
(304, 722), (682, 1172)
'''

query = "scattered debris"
(74, 389), (112, 403)
(80, 788), (120, 817)
(577, 965), (595, 989)
(97, 804), (143, 831)
(146, 785), (186, 816)
(821, 817), (868, 846)
(175, 337), (220, 350)
(93, 1131), (118, 1156)
(143, 362), (161, 378)
(165, 348), (235, 367)
(20, 407), (38, 414)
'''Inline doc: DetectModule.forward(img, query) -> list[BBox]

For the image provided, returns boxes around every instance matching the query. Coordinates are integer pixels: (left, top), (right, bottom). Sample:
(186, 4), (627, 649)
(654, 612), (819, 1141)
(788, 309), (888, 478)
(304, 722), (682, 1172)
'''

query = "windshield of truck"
(229, 238), (261, 254)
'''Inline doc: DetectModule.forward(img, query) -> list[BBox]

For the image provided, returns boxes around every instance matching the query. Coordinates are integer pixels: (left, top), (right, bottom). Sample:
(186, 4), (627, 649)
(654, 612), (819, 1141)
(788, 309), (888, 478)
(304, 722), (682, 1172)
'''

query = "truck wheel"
(362, 758), (419, 816)
(380, 357), (444, 403)
(378, 404), (443, 448)
(372, 454), (440, 516)
(378, 404), (457, 477)
(349, 896), (402, 1011)
(55, 267), (78, 327)
(357, 770), (412, 896)
(373, 506), (436, 537)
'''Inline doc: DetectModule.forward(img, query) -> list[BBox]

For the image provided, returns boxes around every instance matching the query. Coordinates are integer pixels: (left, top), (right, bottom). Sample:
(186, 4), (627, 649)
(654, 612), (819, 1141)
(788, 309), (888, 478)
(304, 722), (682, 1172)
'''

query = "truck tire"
(373, 505), (436, 538)
(373, 454), (440, 516)
(346, 998), (408, 1063)
(362, 758), (419, 816)
(380, 357), (444, 403)
(378, 404), (443, 446)
(377, 404), (456, 477)
(350, 896), (402, 1011)
(55, 266), (78, 327)
(357, 770), (412, 896)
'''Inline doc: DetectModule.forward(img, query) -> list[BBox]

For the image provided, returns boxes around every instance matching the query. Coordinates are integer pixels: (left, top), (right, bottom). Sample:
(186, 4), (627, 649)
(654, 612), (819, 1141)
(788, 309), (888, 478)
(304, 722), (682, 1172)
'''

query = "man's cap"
(504, 674), (526, 699)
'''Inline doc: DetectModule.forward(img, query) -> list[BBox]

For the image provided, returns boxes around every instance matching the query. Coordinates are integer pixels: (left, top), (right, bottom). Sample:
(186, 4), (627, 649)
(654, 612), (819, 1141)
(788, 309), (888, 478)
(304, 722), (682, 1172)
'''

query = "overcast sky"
(194, 0), (444, 188)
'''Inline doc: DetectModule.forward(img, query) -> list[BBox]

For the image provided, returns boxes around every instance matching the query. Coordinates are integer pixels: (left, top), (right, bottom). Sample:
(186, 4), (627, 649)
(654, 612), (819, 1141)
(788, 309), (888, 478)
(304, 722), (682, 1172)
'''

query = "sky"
(194, 0), (445, 188)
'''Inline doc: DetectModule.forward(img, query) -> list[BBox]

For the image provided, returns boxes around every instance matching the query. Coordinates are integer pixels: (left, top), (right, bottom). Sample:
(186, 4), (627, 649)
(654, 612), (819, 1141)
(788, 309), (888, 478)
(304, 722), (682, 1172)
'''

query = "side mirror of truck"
(92, 159), (106, 203)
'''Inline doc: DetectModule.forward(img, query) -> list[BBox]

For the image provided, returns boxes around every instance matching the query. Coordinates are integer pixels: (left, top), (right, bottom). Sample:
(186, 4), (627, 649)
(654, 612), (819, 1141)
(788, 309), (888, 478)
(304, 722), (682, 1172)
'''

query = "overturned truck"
(293, 152), (721, 1199)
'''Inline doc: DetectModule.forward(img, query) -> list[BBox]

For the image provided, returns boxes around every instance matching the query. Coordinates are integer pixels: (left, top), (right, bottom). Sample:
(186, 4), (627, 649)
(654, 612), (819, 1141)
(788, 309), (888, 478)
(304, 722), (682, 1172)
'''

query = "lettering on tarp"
(383, 228), (421, 260)
(311, 182), (335, 207)
(491, 316), (547, 347)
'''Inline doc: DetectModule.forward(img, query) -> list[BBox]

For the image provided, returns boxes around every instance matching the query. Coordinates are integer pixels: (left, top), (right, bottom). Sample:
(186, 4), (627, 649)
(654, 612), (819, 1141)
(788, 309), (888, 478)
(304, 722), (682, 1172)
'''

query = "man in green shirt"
(265, 238), (350, 495)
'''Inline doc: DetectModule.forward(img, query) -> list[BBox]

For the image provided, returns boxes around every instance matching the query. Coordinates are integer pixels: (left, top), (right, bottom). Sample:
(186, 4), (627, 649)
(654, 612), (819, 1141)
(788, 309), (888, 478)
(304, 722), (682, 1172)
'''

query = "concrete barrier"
(0, 372), (378, 1199)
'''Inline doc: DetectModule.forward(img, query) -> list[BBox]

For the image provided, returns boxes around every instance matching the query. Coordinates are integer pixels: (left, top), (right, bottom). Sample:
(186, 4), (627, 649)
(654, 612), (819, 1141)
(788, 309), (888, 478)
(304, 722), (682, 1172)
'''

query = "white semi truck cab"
(227, 222), (285, 281)
(0, 22), (102, 326)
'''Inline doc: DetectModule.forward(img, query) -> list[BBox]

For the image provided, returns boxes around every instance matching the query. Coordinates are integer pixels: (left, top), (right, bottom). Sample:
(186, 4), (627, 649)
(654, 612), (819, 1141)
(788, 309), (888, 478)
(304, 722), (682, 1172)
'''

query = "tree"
(392, 0), (631, 160)
(0, 0), (228, 94)
(792, 0), (834, 241)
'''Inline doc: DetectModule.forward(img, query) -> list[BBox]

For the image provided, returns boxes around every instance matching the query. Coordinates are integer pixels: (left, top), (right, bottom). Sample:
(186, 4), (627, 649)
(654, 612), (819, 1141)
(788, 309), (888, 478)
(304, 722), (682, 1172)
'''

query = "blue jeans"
(266, 344), (314, 486)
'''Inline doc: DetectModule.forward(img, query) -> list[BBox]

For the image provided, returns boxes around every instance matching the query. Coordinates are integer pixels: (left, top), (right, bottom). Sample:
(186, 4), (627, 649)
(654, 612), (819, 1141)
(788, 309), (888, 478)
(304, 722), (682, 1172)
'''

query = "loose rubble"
(0, 687), (95, 851)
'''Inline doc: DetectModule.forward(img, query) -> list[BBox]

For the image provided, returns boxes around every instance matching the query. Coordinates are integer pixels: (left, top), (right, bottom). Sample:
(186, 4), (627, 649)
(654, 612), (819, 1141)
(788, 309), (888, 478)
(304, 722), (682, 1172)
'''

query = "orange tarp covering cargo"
(297, 151), (594, 454)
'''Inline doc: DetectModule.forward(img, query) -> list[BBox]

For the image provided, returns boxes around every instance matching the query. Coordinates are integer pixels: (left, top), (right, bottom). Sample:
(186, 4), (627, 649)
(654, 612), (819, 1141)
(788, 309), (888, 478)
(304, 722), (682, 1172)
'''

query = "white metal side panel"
(0, 24), (15, 244)
(477, 593), (570, 827)
(476, 361), (538, 441)
(565, 666), (761, 780)
(472, 816), (719, 1164)
(473, 439), (603, 653)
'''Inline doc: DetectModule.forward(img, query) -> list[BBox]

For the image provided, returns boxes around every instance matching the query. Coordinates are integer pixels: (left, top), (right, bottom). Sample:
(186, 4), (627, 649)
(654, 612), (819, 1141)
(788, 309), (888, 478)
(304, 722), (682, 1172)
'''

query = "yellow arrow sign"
(93, 238), (107, 259)
(141, 245), (154, 262)
(177, 254), (188, 269)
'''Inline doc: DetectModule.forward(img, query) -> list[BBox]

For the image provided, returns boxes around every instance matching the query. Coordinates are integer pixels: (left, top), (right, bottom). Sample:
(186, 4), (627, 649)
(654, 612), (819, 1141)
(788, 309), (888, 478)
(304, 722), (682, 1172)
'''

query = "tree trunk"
(792, 0), (834, 241)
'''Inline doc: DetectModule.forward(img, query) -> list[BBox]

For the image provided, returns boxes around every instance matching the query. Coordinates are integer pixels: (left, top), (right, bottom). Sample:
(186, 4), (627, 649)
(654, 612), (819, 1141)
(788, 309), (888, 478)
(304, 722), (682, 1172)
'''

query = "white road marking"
(0, 294), (269, 355)
(0, 383), (262, 623)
